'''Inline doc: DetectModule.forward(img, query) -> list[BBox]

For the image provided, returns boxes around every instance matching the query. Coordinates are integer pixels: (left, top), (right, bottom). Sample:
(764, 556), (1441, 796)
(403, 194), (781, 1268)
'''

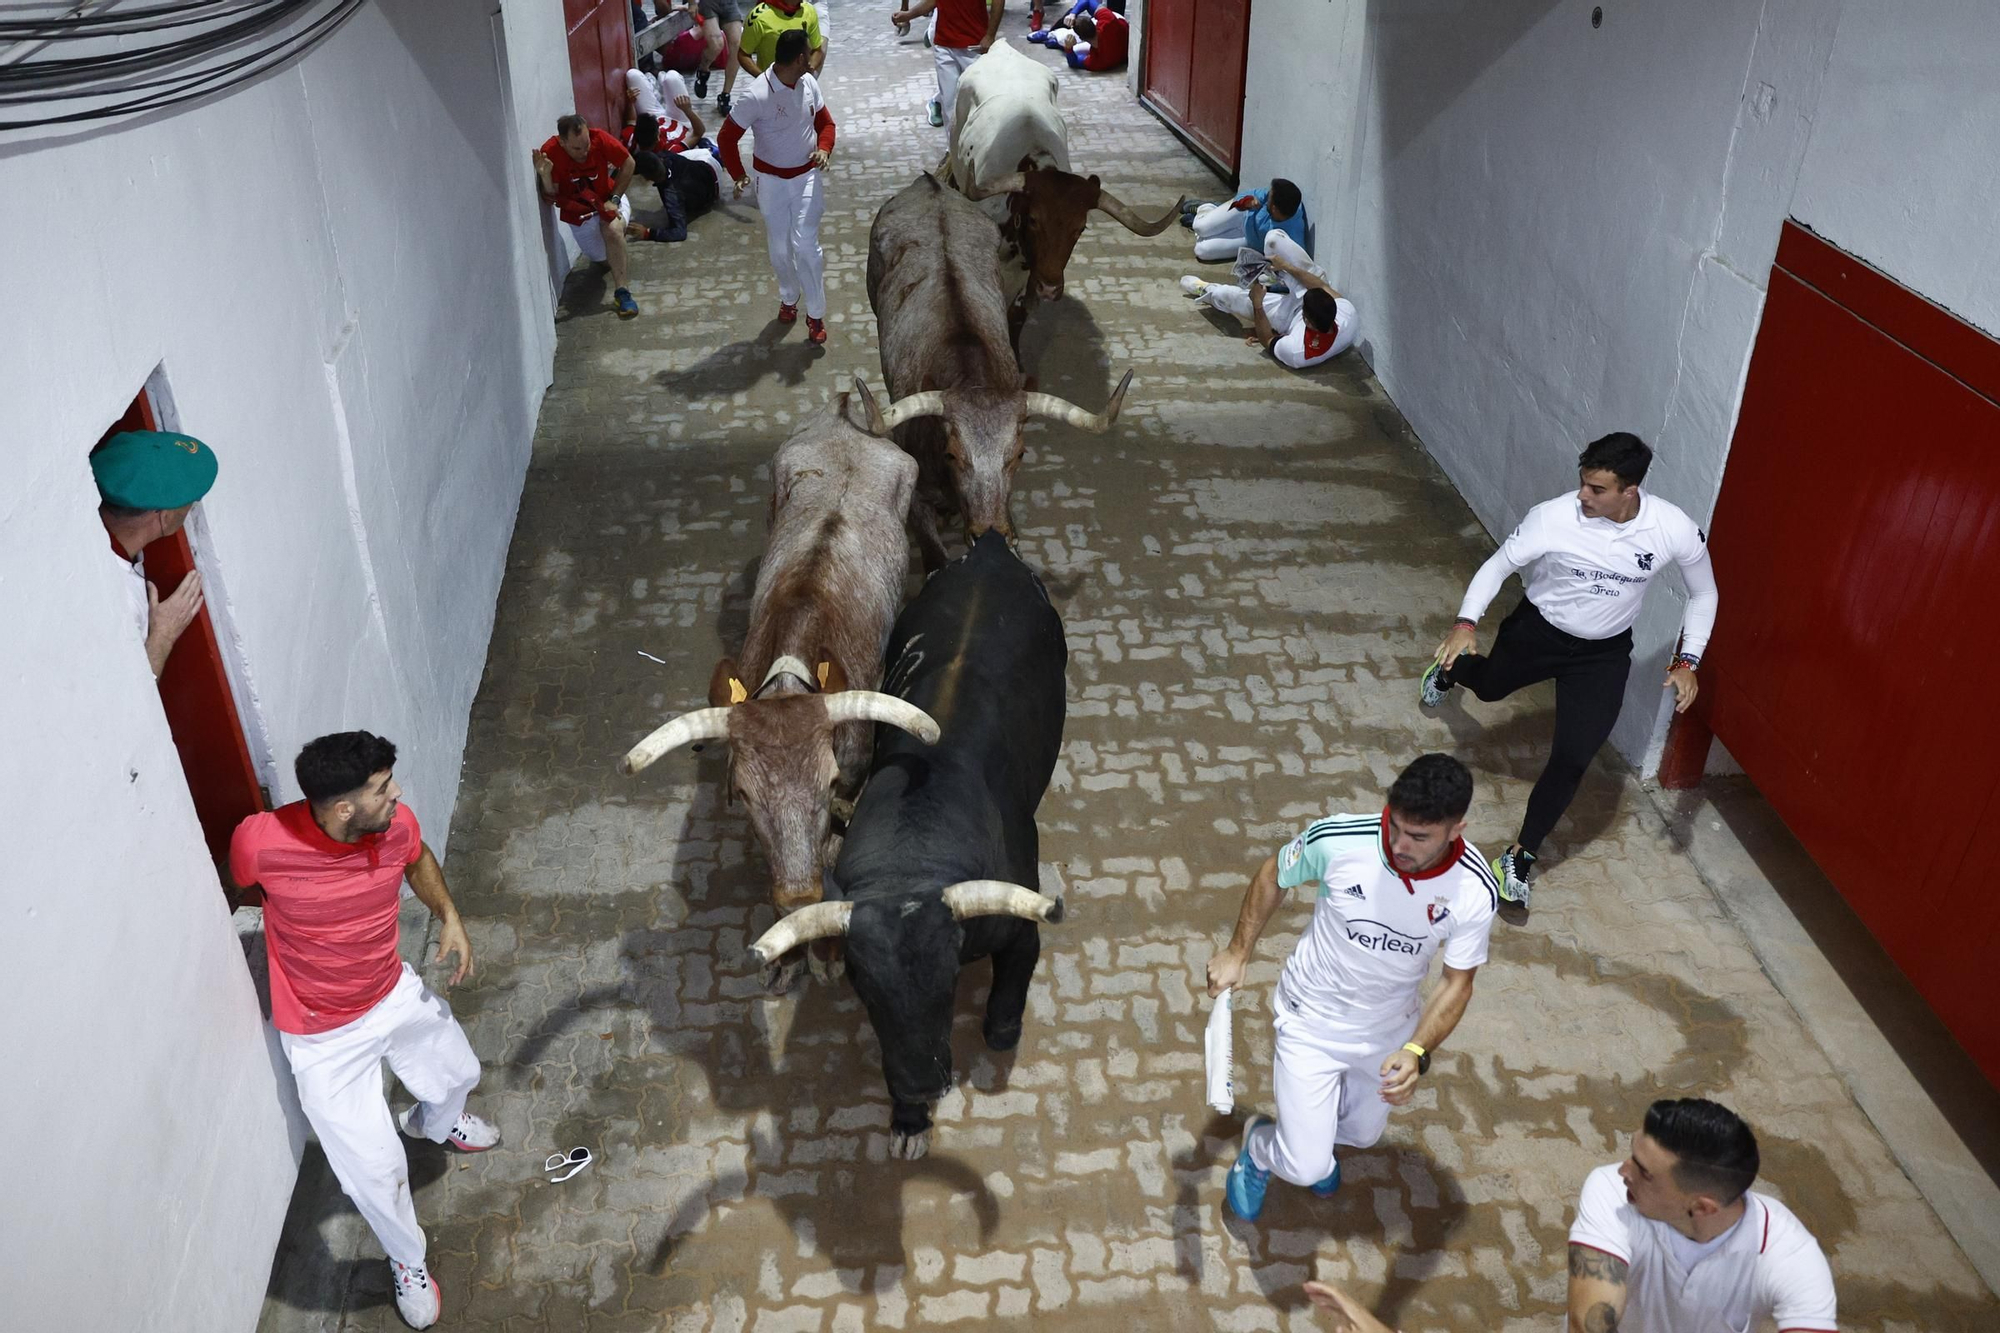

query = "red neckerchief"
(1380, 807), (1464, 894)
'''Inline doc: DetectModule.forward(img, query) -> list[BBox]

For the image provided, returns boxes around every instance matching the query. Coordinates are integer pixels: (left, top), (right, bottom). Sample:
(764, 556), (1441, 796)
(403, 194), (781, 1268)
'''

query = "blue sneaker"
(1309, 1160), (1342, 1198)
(1225, 1115), (1273, 1221)
(613, 288), (638, 320)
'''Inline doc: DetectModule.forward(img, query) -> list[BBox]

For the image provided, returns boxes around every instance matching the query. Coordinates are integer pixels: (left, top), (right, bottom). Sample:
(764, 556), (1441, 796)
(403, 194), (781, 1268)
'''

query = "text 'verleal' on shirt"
(230, 802), (422, 1034)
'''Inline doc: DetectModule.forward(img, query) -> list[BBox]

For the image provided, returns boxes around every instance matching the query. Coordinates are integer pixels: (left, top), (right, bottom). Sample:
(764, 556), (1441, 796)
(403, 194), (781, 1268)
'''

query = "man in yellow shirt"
(738, 0), (825, 76)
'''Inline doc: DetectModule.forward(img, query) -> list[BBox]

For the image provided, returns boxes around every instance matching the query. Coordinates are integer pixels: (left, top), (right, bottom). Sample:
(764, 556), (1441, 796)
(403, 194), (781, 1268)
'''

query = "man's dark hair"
(774, 27), (811, 67)
(1386, 753), (1473, 824)
(99, 501), (153, 520)
(1302, 287), (1339, 333)
(556, 113), (588, 139)
(632, 112), (660, 151)
(1578, 431), (1652, 487)
(1644, 1098), (1759, 1204)
(1269, 177), (1303, 218)
(296, 731), (398, 805)
(1074, 13), (1096, 40)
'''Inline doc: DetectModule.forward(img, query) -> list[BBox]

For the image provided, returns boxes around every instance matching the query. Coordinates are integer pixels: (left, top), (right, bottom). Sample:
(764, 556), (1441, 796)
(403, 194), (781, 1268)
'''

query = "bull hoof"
(888, 1128), (933, 1160)
(761, 957), (807, 994)
(984, 1023), (1023, 1052)
(828, 797), (855, 826)
(808, 942), (847, 983)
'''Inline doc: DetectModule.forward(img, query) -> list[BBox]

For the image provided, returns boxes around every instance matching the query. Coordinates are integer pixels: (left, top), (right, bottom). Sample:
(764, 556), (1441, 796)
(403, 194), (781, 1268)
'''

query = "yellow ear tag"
(728, 678), (748, 704)
(816, 661), (831, 689)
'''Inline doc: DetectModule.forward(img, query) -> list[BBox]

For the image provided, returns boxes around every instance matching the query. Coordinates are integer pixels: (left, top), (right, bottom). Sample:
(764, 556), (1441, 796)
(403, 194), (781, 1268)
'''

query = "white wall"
(1239, 0), (1998, 772)
(0, 1), (560, 1326)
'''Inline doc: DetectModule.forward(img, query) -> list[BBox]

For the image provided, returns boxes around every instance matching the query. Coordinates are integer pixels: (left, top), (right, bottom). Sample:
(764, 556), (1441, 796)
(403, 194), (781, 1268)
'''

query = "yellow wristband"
(1402, 1041), (1426, 1058)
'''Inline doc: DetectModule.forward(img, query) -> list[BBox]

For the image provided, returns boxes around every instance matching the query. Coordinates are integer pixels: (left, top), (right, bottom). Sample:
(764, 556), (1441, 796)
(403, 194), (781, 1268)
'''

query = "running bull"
(867, 172), (1132, 570)
(945, 40), (1182, 346)
(748, 531), (1067, 1159)
(621, 385), (939, 980)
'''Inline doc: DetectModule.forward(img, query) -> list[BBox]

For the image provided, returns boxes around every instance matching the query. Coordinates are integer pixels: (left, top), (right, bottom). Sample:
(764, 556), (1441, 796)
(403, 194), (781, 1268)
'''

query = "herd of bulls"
(620, 43), (1184, 1160)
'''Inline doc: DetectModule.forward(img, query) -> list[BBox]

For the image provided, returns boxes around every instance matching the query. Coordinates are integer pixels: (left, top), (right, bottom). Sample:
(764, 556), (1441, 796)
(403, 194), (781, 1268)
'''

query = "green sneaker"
(1419, 654), (1454, 707)
(927, 99), (944, 127)
(1493, 846), (1536, 906)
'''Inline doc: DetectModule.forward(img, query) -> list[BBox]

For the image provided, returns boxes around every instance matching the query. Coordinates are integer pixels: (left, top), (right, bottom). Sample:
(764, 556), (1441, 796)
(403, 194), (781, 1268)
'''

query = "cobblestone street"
(260, 22), (1998, 1333)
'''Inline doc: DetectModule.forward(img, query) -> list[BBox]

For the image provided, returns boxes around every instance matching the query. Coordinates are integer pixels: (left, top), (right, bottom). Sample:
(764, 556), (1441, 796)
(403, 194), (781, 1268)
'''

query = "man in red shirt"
(230, 732), (497, 1331)
(890, 0), (1002, 127)
(1061, 3), (1128, 70)
(532, 114), (642, 319)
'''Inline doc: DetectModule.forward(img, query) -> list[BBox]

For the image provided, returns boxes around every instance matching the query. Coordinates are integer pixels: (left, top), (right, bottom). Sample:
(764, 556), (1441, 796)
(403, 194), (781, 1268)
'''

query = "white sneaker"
(391, 1260), (441, 1329)
(399, 1104), (502, 1153)
(1179, 275), (1209, 298)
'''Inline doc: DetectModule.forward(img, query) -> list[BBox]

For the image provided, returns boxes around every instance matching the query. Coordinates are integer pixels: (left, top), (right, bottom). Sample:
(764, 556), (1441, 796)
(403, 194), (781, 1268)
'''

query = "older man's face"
(560, 127), (592, 162)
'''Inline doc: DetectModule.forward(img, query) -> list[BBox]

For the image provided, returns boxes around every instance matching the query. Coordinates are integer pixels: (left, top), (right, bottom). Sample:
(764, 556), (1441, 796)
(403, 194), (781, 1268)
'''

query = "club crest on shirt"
(1635, 552), (1656, 571)
(1427, 897), (1452, 926)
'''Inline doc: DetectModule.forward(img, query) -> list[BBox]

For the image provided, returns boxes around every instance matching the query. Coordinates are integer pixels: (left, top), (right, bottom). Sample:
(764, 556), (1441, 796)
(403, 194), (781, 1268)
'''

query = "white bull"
(945, 41), (1181, 349)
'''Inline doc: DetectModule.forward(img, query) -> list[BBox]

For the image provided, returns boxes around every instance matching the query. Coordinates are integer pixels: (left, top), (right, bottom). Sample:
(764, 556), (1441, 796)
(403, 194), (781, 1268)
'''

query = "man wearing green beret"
(92, 429), (220, 678)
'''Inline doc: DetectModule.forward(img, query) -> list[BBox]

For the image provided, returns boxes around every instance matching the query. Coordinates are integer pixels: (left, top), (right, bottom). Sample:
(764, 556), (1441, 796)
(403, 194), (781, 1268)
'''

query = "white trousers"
(755, 167), (827, 318)
(1198, 231), (1320, 324)
(280, 963), (482, 1265)
(934, 44), (980, 117)
(1246, 989), (1415, 1186)
(1193, 201), (1249, 262)
(567, 194), (633, 264)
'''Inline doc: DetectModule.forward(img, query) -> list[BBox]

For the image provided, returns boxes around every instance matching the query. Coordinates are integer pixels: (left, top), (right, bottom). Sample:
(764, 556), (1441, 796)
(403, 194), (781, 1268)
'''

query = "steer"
(749, 530), (1068, 1159)
(621, 384), (938, 983)
(867, 172), (1132, 571)
(946, 40), (1182, 345)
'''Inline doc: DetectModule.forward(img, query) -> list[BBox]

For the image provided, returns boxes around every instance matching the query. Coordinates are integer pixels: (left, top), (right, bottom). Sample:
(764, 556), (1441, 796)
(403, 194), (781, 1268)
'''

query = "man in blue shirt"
(1189, 176), (1306, 262)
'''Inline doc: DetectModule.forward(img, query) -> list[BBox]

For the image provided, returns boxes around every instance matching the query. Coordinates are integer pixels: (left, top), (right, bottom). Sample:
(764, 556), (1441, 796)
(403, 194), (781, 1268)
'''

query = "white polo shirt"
(1458, 491), (1719, 657)
(1569, 1163), (1838, 1333)
(726, 69), (825, 170)
(114, 545), (148, 640)
(1273, 811), (1497, 1034)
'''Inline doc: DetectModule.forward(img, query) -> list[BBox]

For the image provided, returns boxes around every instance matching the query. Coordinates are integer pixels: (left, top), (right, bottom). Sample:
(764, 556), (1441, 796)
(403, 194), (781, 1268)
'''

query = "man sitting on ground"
(739, 0), (826, 77)
(1180, 229), (1356, 370)
(624, 66), (706, 152)
(630, 126), (727, 242)
(533, 114), (641, 318)
(1053, 2), (1127, 70)
(1186, 175), (1307, 263)
(1026, 0), (1097, 41)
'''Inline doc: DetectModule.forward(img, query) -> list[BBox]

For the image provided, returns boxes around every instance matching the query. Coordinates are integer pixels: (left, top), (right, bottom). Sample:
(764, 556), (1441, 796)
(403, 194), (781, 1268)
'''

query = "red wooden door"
(1691, 222), (2000, 1088)
(1141, 0), (1249, 174)
(566, 0), (634, 133)
(95, 393), (266, 871)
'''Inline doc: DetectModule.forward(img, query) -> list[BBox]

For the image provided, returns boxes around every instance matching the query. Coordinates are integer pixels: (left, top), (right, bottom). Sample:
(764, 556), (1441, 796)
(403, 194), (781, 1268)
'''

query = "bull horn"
(878, 391), (951, 432)
(963, 171), (1027, 202)
(941, 880), (1066, 924)
(620, 707), (733, 775)
(822, 691), (941, 744)
(748, 900), (854, 963)
(851, 376), (889, 434)
(1023, 369), (1133, 434)
(1094, 188), (1184, 237)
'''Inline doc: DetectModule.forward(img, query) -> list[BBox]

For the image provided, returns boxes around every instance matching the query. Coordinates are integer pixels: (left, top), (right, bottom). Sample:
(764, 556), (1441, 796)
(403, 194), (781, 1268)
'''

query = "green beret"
(91, 430), (219, 509)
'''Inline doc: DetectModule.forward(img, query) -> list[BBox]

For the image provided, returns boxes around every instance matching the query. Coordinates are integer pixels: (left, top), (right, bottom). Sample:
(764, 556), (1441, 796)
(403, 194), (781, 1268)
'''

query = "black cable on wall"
(0, 0), (369, 130)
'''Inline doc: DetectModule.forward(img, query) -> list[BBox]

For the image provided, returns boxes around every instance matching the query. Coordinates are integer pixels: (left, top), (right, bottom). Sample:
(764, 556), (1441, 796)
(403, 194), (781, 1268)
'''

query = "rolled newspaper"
(1203, 988), (1235, 1113)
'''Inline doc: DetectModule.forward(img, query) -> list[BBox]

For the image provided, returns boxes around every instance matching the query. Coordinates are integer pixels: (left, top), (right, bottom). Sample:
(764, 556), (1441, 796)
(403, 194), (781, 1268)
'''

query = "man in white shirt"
(1569, 1098), (1838, 1333)
(715, 29), (836, 343)
(1205, 754), (1498, 1221)
(1179, 230), (1357, 371)
(1420, 432), (1718, 904)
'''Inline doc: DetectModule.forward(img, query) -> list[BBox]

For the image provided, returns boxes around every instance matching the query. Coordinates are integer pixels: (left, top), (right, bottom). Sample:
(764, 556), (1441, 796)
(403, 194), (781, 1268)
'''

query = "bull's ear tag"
(816, 661), (831, 689)
(728, 678), (748, 704)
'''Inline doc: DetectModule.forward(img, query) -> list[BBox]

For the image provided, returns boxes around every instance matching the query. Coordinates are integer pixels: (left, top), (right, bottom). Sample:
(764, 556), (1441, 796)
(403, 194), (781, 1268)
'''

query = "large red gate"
(1140, 0), (1251, 175)
(566, 0), (634, 132)
(1666, 221), (2000, 1088)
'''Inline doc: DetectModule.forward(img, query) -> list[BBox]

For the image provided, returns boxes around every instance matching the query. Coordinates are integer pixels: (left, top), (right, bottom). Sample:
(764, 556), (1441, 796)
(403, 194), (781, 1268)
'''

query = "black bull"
(750, 531), (1067, 1158)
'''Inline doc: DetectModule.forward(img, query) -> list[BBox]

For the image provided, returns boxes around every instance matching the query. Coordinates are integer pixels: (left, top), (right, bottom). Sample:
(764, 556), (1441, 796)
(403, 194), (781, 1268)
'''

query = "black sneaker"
(694, 68), (710, 99)
(716, 91), (732, 119)
(1493, 847), (1537, 906)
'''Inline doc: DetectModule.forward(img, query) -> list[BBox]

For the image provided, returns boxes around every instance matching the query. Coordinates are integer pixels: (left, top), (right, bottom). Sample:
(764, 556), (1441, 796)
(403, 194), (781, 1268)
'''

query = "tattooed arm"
(1567, 1244), (1630, 1333)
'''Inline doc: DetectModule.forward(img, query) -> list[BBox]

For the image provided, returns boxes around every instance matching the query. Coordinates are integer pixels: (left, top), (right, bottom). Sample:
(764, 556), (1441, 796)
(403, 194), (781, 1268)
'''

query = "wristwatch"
(1403, 1041), (1431, 1075)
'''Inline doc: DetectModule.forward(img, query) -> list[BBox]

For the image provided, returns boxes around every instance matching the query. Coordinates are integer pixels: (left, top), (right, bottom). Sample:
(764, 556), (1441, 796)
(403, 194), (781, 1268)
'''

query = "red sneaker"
(806, 316), (828, 345)
(1029, 8), (1043, 31)
(778, 302), (798, 324)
